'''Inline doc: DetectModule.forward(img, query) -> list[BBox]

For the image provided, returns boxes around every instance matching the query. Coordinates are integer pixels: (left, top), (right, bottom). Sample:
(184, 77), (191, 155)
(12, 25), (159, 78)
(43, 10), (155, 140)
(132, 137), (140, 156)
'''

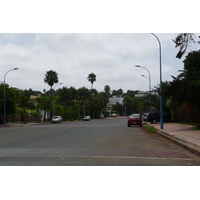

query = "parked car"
(142, 113), (149, 121)
(83, 116), (91, 121)
(52, 116), (62, 123)
(147, 111), (172, 124)
(127, 114), (142, 127)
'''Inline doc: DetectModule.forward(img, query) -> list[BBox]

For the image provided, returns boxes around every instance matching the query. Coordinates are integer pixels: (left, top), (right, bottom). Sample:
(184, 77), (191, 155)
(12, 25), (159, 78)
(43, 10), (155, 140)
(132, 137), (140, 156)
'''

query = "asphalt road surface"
(0, 117), (200, 166)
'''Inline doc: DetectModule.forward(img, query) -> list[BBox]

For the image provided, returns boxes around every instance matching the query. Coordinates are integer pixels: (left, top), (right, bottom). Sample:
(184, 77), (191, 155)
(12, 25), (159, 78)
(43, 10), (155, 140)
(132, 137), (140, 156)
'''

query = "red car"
(127, 114), (142, 127)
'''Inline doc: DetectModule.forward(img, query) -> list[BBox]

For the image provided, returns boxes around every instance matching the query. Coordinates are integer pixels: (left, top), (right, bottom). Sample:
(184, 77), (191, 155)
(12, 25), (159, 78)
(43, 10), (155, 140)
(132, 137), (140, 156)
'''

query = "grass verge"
(142, 124), (158, 133)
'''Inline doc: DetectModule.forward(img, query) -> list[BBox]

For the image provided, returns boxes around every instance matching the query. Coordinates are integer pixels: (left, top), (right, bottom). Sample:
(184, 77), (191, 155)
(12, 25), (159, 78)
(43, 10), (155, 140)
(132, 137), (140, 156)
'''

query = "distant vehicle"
(108, 113), (118, 117)
(142, 113), (149, 121)
(83, 116), (91, 121)
(127, 114), (142, 127)
(147, 111), (172, 124)
(52, 116), (62, 123)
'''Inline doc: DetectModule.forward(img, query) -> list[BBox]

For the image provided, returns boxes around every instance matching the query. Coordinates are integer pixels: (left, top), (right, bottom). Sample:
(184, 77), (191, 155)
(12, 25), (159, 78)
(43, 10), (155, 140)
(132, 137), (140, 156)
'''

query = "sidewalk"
(148, 123), (200, 156)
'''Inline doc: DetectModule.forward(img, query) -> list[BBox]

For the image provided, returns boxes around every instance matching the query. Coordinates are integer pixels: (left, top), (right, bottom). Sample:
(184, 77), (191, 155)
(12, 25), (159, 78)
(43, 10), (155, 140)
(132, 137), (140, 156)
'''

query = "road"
(0, 117), (200, 166)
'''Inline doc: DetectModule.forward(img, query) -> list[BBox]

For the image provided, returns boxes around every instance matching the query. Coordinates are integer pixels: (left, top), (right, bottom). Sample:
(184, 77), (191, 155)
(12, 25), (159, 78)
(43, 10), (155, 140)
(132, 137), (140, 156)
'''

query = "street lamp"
(52, 83), (63, 117)
(4, 68), (19, 126)
(151, 33), (163, 129)
(135, 65), (152, 112)
(141, 74), (148, 79)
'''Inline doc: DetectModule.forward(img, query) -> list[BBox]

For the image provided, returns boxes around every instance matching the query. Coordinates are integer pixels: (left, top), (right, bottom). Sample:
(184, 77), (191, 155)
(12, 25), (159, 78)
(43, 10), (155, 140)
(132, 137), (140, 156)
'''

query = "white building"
(135, 91), (147, 98)
(106, 96), (123, 114)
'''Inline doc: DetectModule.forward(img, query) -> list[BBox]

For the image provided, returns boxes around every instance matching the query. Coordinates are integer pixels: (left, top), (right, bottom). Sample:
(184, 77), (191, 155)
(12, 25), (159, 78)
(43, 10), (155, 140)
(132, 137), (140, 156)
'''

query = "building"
(106, 96), (123, 114)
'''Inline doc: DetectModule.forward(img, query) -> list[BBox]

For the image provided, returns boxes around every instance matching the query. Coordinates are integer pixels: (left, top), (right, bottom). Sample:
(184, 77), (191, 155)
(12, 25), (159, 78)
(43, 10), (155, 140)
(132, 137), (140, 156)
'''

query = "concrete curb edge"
(156, 130), (200, 157)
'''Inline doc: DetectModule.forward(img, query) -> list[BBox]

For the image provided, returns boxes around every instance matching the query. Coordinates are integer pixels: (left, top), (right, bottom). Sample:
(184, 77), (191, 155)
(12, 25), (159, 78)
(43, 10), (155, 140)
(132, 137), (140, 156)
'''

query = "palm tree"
(44, 70), (59, 91)
(117, 88), (123, 97)
(87, 73), (96, 89)
(104, 85), (111, 95)
(44, 70), (59, 119)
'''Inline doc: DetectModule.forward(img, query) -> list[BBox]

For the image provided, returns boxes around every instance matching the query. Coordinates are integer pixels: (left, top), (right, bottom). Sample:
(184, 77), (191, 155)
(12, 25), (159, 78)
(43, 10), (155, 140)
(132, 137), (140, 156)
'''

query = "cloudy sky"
(1, 33), (199, 93)
(0, 1), (199, 95)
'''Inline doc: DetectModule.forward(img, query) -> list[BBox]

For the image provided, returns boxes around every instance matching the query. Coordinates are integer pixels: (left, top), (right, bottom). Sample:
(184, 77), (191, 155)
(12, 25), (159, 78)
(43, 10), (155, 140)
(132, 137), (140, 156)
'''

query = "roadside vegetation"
(142, 124), (158, 134)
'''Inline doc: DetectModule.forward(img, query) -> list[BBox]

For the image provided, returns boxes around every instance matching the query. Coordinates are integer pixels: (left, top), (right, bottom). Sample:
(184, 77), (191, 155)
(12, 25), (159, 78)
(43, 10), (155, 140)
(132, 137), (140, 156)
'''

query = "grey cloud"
(0, 33), (184, 93)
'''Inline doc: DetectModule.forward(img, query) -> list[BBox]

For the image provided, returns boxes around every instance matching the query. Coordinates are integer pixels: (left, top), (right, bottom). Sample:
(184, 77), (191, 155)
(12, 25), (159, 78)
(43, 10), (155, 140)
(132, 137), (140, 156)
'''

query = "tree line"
(0, 69), (161, 123)
(162, 49), (200, 124)
(0, 72), (106, 123)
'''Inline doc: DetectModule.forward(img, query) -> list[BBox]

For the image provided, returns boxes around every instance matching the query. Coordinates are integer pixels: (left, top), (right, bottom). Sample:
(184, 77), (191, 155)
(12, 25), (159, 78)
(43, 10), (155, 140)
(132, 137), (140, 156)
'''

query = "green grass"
(142, 125), (158, 133)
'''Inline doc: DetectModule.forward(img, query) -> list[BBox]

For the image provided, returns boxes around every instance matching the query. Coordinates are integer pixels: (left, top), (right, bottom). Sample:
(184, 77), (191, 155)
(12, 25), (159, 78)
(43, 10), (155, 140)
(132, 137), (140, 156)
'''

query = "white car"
(83, 116), (91, 121)
(142, 113), (149, 121)
(52, 116), (62, 123)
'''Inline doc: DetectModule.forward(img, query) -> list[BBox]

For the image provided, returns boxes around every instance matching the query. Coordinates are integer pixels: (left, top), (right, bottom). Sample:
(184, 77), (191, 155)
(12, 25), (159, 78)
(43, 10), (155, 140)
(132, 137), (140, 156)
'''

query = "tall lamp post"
(52, 83), (63, 117)
(4, 68), (19, 126)
(135, 65), (152, 113)
(151, 33), (163, 129)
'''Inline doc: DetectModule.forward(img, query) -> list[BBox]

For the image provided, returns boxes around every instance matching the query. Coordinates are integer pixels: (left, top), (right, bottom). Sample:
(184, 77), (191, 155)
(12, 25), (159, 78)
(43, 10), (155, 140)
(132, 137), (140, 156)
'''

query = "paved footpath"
(149, 123), (200, 156)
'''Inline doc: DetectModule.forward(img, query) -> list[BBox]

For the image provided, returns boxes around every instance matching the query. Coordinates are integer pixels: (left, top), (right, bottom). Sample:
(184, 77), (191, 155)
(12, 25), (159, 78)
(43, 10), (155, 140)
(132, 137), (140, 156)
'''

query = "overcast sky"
(0, 1), (199, 95)
(1, 33), (199, 93)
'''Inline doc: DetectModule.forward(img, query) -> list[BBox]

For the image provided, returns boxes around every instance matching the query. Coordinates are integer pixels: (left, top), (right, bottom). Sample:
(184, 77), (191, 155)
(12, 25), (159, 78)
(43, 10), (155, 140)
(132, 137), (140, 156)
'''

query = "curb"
(155, 130), (200, 157)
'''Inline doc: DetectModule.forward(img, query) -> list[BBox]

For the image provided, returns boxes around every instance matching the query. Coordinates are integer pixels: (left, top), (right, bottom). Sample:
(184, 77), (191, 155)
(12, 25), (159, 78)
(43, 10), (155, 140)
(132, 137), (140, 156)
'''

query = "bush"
(177, 102), (200, 123)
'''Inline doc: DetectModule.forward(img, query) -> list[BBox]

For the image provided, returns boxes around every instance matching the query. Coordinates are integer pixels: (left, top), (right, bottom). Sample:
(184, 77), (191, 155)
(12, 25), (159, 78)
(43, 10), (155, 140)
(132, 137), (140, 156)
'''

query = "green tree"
(44, 70), (59, 90)
(77, 87), (90, 117)
(68, 86), (77, 120)
(87, 73), (96, 89)
(0, 84), (22, 123)
(97, 92), (109, 117)
(112, 89), (123, 97)
(164, 50), (200, 123)
(123, 90), (139, 98)
(18, 90), (35, 124)
(113, 102), (123, 115)
(58, 86), (77, 120)
(153, 81), (171, 112)
(104, 85), (111, 95)
(117, 89), (123, 97)
(123, 96), (141, 115)
(168, 50), (200, 106)
(173, 33), (196, 59)
(39, 96), (51, 122)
